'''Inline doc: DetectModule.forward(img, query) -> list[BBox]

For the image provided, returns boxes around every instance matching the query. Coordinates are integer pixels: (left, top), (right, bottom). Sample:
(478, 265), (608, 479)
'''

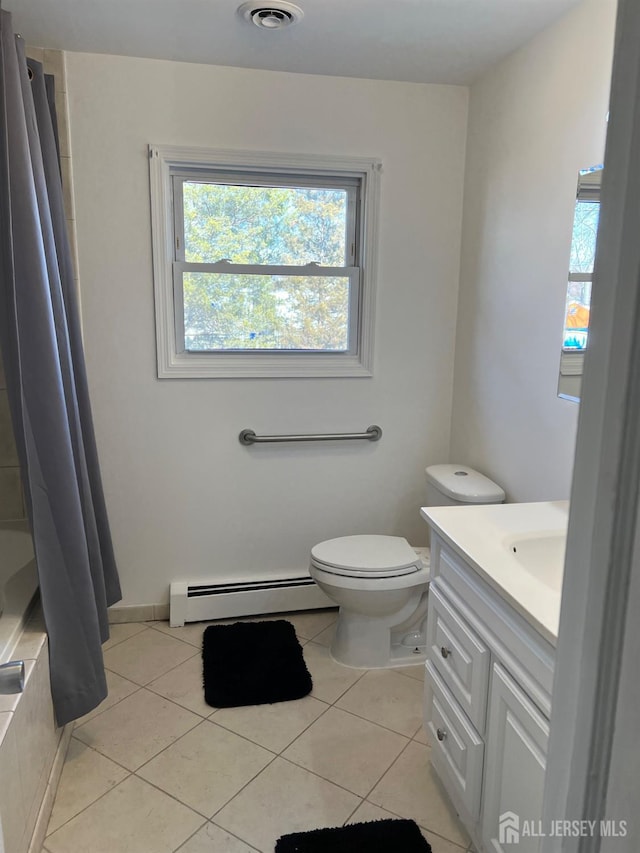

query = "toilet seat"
(310, 535), (423, 579)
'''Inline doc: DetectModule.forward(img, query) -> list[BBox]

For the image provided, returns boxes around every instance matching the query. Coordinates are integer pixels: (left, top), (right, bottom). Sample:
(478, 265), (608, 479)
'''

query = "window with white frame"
(149, 146), (380, 378)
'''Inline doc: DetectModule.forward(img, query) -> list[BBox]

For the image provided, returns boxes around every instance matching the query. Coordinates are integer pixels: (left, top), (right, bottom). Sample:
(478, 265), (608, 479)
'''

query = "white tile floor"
(42, 610), (472, 853)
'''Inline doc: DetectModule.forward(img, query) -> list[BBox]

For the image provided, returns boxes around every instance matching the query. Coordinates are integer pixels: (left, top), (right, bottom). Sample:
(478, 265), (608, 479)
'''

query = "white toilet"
(309, 464), (505, 668)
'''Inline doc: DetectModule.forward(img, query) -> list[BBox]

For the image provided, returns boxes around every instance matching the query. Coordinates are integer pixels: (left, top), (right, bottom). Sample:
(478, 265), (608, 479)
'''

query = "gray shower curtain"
(0, 10), (122, 724)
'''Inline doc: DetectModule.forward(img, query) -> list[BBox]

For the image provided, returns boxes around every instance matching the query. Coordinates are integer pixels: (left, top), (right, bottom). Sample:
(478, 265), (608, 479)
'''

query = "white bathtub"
(0, 520), (38, 664)
(0, 521), (63, 853)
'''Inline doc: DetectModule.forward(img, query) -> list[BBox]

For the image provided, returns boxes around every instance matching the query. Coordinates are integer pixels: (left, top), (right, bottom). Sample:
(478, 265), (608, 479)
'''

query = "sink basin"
(505, 534), (566, 592)
(421, 500), (569, 643)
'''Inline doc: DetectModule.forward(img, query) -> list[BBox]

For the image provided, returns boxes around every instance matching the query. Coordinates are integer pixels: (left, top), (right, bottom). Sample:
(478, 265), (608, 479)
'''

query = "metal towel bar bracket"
(239, 425), (382, 445)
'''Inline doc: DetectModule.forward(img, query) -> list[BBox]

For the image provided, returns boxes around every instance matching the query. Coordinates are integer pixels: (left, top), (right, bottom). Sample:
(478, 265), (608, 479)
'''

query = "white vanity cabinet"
(423, 535), (555, 853)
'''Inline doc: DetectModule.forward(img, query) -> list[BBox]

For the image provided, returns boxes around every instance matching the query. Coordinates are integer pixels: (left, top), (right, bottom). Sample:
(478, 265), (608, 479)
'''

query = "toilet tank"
(425, 464), (505, 507)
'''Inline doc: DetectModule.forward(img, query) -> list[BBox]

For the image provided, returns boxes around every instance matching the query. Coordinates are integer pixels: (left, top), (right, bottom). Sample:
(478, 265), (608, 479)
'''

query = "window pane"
(183, 182), (348, 266)
(569, 201), (600, 273)
(183, 273), (351, 351)
(563, 280), (591, 350)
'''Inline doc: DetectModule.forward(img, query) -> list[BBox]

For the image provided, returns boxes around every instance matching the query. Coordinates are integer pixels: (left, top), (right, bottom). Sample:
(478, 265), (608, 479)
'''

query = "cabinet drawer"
(427, 585), (490, 731)
(425, 661), (484, 819)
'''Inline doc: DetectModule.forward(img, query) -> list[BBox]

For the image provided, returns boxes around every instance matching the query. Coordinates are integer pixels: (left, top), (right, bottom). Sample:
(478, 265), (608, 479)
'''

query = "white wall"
(64, 53), (468, 606)
(450, 0), (617, 502)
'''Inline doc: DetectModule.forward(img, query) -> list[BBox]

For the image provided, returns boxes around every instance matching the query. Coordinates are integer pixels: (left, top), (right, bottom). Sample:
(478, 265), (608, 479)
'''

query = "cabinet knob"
(436, 728), (447, 742)
(440, 646), (452, 659)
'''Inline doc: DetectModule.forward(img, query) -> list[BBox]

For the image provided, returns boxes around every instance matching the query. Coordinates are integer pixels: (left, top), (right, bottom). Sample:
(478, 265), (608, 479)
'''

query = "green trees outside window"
(181, 182), (353, 351)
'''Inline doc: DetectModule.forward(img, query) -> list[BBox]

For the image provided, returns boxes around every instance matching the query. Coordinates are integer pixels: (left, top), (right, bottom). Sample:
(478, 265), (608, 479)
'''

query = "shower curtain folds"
(0, 10), (122, 725)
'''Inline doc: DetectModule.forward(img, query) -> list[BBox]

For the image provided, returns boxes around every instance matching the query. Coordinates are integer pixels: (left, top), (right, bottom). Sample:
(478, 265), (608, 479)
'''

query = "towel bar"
(239, 425), (382, 445)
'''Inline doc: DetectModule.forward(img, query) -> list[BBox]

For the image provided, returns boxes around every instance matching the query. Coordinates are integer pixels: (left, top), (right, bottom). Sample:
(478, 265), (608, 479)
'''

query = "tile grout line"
(64, 733), (133, 774)
(74, 690), (204, 773)
(146, 621), (205, 649)
(80, 640), (207, 729)
(303, 641), (371, 702)
(352, 793), (470, 852)
(331, 698), (422, 739)
(49, 614), (463, 851)
(46, 759), (209, 845)
(208, 696), (332, 753)
(98, 631), (419, 831)
(278, 703), (411, 783)
(205, 699), (374, 833)
(76, 647), (201, 728)
(131, 767), (229, 822)
(330, 666), (426, 736)
(170, 821), (210, 853)
(143, 650), (204, 689)
(107, 616), (340, 711)
(72, 679), (145, 731)
(363, 735), (415, 803)
(128, 687), (381, 831)
(275, 753), (371, 804)
(359, 736), (471, 849)
(63, 709), (454, 850)
(208, 753), (368, 847)
(103, 622), (150, 650)
(82, 630), (329, 779)
(126, 702), (359, 842)
(43, 745), (134, 840)
(343, 798), (366, 826)
(133, 707), (284, 772)
(146, 610), (339, 649)
(357, 742), (414, 806)
(133, 716), (279, 784)
(50, 750), (450, 848)
(209, 820), (263, 853)
(160, 636), (354, 829)
(343, 792), (467, 851)
(171, 819), (263, 853)
(394, 665), (426, 682)
(203, 658), (412, 828)
(207, 751), (281, 826)
(104, 641), (202, 687)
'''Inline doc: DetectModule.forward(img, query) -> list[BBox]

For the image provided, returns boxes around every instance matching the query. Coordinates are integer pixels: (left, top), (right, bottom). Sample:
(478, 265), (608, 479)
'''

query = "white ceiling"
(6, 0), (581, 85)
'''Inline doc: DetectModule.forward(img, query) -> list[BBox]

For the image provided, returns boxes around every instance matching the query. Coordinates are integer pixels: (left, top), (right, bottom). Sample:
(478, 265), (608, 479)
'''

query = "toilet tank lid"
(425, 464), (505, 504)
(311, 535), (422, 572)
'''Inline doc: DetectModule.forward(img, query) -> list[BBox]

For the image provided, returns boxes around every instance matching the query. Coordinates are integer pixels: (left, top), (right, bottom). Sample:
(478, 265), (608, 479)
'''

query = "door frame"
(542, 0), (640, 849)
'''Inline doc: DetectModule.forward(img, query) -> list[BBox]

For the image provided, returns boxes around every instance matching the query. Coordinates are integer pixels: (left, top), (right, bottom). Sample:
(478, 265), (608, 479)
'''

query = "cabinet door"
(482, 663), (549, 853)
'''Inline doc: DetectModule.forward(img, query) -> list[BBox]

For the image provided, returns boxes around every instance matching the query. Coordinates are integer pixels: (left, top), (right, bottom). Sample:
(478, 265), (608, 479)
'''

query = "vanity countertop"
(421, 501), (569, 645)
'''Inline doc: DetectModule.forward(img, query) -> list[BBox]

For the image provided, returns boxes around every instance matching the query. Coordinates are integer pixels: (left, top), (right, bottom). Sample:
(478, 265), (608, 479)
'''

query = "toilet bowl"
(310, 464), (505, 669)
(309, 535), (431, 668)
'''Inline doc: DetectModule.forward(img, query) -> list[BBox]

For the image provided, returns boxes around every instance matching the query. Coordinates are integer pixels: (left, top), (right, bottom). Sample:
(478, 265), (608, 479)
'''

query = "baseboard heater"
(170, 572), (334, 627)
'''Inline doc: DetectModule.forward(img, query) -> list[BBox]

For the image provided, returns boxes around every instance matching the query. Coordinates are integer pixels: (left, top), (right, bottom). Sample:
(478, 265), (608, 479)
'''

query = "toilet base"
(329, 643), (427, 670)
(330, 602), (428, 669)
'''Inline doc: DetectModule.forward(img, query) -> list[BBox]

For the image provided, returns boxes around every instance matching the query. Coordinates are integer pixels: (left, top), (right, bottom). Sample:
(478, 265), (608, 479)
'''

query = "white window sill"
(158, 351), (373, 379)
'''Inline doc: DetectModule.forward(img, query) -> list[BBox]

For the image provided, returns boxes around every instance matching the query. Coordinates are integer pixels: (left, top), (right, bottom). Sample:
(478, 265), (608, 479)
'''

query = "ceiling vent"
(238, 1), (304, 30)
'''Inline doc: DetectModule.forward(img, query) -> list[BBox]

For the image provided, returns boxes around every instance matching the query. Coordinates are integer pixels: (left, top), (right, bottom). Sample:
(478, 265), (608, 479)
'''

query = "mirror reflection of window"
(562, 166), (602, 351)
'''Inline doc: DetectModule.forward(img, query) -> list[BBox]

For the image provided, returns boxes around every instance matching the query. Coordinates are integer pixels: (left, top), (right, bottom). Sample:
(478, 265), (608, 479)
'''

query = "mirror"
(558, 165), (603, 402)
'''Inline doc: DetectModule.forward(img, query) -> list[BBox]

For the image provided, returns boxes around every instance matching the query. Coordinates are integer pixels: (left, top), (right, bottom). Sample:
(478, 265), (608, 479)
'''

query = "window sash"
(172, 174), (360, 266)
(172, 262), (361, 355)
(171, 170), (361, 355)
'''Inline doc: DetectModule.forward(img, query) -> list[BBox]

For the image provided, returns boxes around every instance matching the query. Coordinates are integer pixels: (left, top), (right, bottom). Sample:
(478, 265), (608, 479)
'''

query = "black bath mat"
(202, 619), (312, 708)
(275, 818), (431, 852)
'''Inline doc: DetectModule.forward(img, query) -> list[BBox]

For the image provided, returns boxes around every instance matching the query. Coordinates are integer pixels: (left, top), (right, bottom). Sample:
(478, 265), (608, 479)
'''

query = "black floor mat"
(202, 619), (312, 708)
(275, 818), (432, 852)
